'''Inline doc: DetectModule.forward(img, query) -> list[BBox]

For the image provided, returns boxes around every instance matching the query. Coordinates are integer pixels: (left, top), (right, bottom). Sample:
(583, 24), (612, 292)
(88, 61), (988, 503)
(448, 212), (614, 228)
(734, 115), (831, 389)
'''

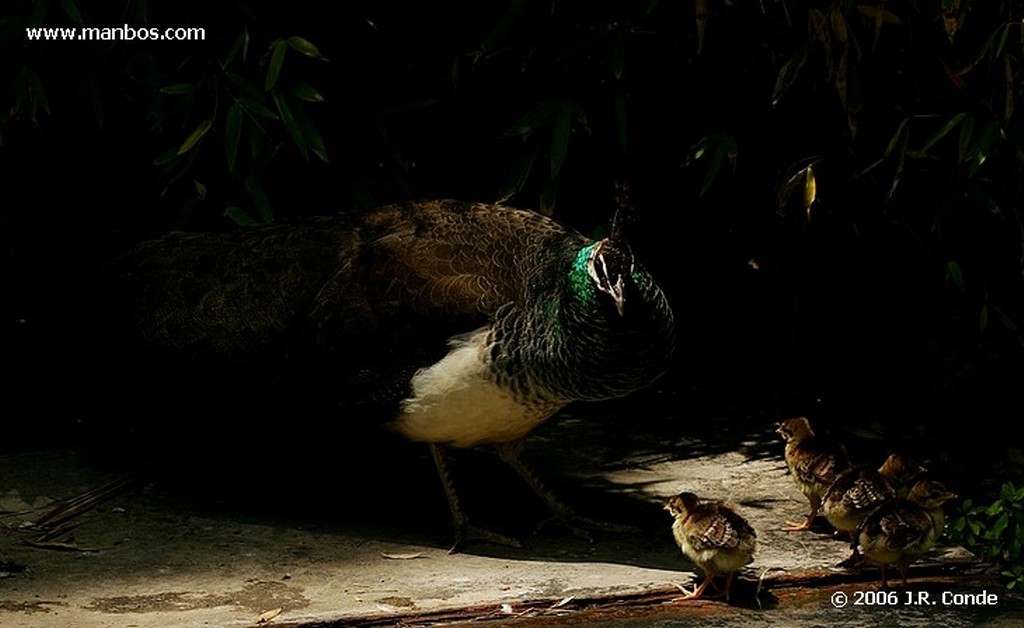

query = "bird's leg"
(495, 441), (635, 541)
(672, 568), (717, 601)
(838, 533), (865, 567)
(784, 496), (821, 531)
(429, 444), (525, 553)
(721, 572), (736, 602)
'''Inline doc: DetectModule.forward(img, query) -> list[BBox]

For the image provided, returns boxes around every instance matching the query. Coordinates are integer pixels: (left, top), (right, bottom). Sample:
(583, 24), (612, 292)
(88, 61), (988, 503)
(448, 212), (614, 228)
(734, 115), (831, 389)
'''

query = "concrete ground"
(1, 396), (1021, 627)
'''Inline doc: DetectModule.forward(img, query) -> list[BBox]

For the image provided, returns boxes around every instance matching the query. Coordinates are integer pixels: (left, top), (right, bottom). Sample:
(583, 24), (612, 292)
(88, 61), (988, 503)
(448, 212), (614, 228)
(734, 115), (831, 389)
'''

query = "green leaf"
(500, 100), (560, 139)
(289, 98), (328, 162)
(919, 112), (966, 154)
(947, 260), (965, 293)
(287, 36), (325, 60)
(273, 92), (307, 158)
(224, 102), (243, 171)
(238, 98), (278, 119)
(224, 206), (256, 226)
(549, 102), (571, 179)
(958, 114), (975, 164)
(177, 119), (212, 155)
(228, 73), (262, 99)
(476, 0), (526, 58)
(613, 92), (628, 155)
(265, 39), (288, 91)
(152, 147), (178, 166)
(223, 32), (246, 68)
(992, 512), (1011, 539)
(772, 39), (811, 107)
(57, 0), (84, 24)
(194, 180), (207, 200)
(498, 142), (541, 201)
(245, 177), (273, 222)
(965, 118), (998, 176)
(611, 28), (625, 81)
(290, 80), (325, 102)
(159, 83), (195, 95)
(14, 67), (28, 114)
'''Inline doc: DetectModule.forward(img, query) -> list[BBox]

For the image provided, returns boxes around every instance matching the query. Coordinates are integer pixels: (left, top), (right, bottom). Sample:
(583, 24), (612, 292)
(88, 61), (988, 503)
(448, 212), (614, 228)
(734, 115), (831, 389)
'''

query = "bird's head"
(775, 417), (814, 442)
(879, 453), (928, 487)
(664, 492), (701, 518)
(583, 237), (635, 318)
(907, 480), (958, 509)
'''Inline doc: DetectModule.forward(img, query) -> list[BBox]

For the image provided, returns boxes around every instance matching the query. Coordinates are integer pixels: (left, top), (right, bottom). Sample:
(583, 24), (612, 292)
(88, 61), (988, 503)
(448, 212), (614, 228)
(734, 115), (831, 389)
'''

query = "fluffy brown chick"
(856, 480), (957, 588)
(664, 492), (757, 602)
(776, 417), (851, 531)
(823, 452), (927, 562)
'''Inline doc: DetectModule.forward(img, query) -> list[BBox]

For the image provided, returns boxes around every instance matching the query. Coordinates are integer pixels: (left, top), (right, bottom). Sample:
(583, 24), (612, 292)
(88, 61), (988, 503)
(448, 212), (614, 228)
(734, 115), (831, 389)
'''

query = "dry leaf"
(256, 607), (283, 624)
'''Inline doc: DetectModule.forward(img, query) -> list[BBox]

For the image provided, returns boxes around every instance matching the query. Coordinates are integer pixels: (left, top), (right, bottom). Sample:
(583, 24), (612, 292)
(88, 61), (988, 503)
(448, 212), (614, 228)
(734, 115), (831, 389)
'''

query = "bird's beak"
(610, 275), (626, 317)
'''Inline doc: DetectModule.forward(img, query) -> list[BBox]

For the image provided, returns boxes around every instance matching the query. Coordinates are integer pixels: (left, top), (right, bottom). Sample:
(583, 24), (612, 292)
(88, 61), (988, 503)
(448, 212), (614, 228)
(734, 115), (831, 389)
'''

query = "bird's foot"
(669, 580), (716, 602)
(449, 522), (527, 554)
(837, 550), (865, 569)
(782, 516), (816, 532)
(534, 509), (639, 543)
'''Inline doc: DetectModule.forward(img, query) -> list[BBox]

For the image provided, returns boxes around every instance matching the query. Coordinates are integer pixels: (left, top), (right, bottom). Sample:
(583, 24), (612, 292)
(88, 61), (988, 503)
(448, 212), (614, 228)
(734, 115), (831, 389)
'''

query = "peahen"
(102, 199), (676, 550)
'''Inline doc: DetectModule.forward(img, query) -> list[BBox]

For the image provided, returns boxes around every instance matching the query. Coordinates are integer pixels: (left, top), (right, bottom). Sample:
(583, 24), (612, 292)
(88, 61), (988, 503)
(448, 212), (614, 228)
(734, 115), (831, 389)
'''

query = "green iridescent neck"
(568, 241), (600, 308)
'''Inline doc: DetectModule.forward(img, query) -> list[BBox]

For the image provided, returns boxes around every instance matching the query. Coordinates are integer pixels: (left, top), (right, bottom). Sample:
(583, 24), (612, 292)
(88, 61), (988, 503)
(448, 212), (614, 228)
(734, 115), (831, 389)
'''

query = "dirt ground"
(2, 396), (1021, 627)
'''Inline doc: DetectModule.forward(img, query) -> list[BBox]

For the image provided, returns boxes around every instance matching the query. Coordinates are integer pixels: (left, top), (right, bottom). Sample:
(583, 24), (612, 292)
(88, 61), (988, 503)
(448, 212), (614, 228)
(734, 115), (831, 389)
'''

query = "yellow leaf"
(695, 0), (707, 54)
(803, 166), (817, 219)
(177, 119), (212, 155)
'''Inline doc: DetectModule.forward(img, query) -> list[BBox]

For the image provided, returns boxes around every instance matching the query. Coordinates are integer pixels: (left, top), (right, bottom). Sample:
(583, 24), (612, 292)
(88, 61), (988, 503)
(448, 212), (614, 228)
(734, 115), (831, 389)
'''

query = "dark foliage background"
(2, 1), (1023, 501)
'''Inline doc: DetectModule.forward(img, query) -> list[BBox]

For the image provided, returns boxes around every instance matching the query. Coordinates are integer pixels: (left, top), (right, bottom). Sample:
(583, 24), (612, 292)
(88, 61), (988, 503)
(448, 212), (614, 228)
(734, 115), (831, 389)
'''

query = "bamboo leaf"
(920, 112), (966, 154)
(772, 40), (811, 107)
(287, 36), (325, 60)
(947, 260), (965, 293)
(958, 114), (975, 164)
(700, 140), (727, 198)
(695, 0), (708, 54)
(802, 166), (817, 219)
(476, 0), (526, 59)
(265, 39), (288, 91)
(28, 69), (50, 117)
(152, 148), (178, 166)
(159, 83), (195, 95)
(500, 100), (560, 139)
(611, 28), (625, 79)
(290, 100), (328, 162)
(14, 67), (28, 114)
(177, 119), (212, 155)
(135, 0), (147, 24)
(966, 118), (998, 176)
(549, 102), (571, 179)
(224, 206), (256, 226)
(239, 98), (278, 119)
(613, 92), (628, 155)
(57, 0), (84, 25)
(228, 73), (262, 99)
(290, 80), (325, 103)
(498, 142), (541, 202)
(245, 177), (273, 222)
(273, 92), (307, 158)
(225, 102), (243, 171)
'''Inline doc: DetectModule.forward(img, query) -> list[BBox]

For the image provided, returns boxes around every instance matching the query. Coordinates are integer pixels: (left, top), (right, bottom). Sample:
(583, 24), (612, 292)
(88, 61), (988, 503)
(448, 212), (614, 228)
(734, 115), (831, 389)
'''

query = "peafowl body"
(105, 199), (676, 545)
